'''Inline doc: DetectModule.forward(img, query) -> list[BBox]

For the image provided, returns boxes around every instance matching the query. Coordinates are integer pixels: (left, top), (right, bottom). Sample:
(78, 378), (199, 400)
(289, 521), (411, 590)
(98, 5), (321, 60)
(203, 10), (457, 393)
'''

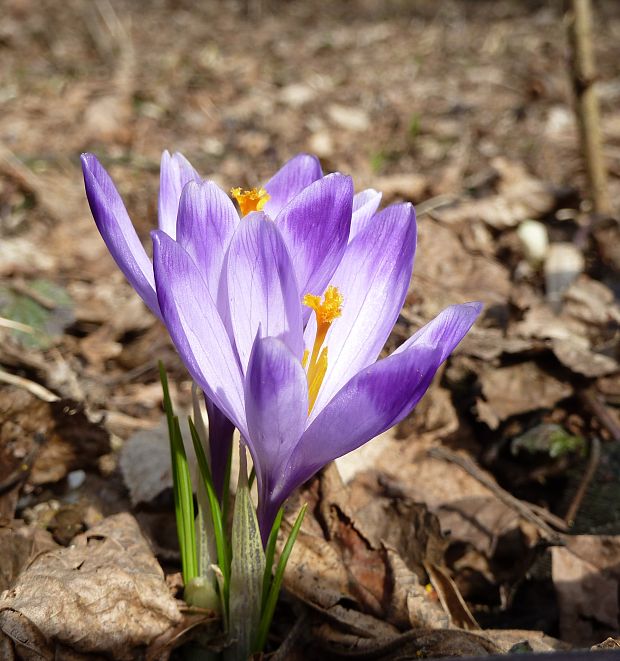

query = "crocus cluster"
(82, 151), (481, 540)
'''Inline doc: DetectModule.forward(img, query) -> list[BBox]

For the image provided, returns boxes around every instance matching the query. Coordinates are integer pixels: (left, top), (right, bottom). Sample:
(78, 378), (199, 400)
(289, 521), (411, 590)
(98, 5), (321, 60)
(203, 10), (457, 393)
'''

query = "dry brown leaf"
(0, 513), (182, 659)
(413, 217), (511, 318)
(0, 523), (57, 592)
(30, 399), (110, 485)
(551, 338), (618, 378)
(476, 362), (572, 429)
(433, 158), (555, 229)
(552, 535), (620, 646)
(283, 463), (462, 641)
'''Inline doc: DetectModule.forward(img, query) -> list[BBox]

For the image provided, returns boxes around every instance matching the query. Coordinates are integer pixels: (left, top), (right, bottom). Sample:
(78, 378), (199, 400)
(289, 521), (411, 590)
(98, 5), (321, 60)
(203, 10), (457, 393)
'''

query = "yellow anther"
(303, 286), (343, 327)
(230, 186), (270, 216)
(302, 285), (343, 414)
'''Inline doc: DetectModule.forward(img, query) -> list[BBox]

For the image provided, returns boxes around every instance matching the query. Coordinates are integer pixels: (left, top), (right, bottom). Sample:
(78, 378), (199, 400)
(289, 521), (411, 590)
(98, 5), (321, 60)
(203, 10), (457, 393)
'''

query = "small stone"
(517, 219), (549, 265)
(544, 242), (585, 312)
(327, 104), (370, 132)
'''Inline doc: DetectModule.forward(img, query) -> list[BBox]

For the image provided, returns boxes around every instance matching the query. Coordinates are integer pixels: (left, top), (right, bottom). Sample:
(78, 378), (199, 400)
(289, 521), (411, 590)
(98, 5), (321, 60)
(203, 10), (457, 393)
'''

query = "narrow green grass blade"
(254, 503), (307, 652)
(171, 415), (198, 584)
(159, 363), (197, 585)
(189, 417), (230, 609)
(261, 506), (283, 611)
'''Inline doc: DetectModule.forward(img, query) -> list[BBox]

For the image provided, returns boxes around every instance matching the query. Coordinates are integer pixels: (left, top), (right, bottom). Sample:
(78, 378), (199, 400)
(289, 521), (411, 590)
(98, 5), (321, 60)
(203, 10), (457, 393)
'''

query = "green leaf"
(158, 364), (197, 585)
(227, 446), (265, 661)
(0, 279), (73, 349)
(261, 506), (283, 611)
(254, 503), (307, 652)
(189, 417), (230, 614)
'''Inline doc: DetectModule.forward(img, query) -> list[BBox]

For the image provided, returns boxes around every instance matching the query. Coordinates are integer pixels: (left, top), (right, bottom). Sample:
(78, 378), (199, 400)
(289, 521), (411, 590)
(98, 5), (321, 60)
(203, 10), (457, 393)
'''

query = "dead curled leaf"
(552, 535), (620, 646)
(282, 463), (466, 648)
(476, 362), (572, 430)
(0, 523), (57, 593)
(0, 513), (182, 660)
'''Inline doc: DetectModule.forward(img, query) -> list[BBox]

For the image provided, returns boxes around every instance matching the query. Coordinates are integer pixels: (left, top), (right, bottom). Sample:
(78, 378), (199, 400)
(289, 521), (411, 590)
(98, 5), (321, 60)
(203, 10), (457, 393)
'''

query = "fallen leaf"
(552, 535), (620, 646)
(476, 362), (572, 429)
(0, 513), (182, 659)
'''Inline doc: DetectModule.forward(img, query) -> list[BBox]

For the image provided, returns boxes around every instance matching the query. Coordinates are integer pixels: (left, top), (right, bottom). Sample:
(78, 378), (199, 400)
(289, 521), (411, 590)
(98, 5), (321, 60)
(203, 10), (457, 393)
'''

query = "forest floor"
(1, 0), (620, 658)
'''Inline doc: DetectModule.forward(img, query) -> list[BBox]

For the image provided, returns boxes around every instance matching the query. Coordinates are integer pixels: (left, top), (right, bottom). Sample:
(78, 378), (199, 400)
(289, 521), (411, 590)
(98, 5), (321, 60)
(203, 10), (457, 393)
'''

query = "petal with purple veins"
(307, 202), (416, 418)
(263, 153), (323, 219)
(152, 230), (247, 435)
(226, 213), (304, 372)
(280, 301), (482, 501)
(244, 335), (308, 538)
(349, 188), (382, 242)
(176, 180), (238, 300)
(81, 153), (160, 317)
(158, 150), (201, 238)
(275, 173), (353, 304)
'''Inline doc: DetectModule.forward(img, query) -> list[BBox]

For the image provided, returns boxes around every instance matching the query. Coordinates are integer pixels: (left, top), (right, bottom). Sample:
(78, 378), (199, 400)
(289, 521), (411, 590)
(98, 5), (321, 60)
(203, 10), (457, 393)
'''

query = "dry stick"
(568, 0), (612, 215)
(580, 388), (620, 443)
(564, 436), (601, 526)
(427, 446), (568, 542)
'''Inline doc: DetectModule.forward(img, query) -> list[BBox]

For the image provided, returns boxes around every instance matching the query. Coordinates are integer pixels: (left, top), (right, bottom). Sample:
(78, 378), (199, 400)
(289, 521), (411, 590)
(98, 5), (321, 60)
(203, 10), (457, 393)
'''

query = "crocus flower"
(151, 185), (481, 540)
(82, 151), (481, 541)
(81, 151), (378, 495)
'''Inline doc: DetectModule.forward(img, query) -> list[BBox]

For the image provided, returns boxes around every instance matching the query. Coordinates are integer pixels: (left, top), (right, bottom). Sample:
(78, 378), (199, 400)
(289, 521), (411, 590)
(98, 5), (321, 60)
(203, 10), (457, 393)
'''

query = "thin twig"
(568, 0), (611, 215)
(580, 388), (620, 443)
(428, 446), (567, 541)
(0, 316), (36, 334)
(0, 368), (59, 402)
(564, 436), (601, 526)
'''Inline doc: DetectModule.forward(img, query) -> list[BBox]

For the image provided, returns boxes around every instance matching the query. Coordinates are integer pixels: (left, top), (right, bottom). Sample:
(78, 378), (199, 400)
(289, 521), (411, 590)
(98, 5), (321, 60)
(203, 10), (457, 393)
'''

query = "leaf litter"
(0, 0), (620, 658)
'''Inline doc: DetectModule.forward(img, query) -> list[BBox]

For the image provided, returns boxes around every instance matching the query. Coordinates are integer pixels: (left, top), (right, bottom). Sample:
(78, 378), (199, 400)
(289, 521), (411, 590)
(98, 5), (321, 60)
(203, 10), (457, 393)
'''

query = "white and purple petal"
(226, 213), (304, 372)
(152, 230), (247, 435)
(263, 153), (323, 219)
(307, 202), (417, 418)
(275, 173), (354, 307)
(278, 301), (482, 502)
(158, 150), (201, 238)
(349, 188), (382, 242)
(244, 335), (308, 538)
(176, 180), (238, 300)
(81, 153), (160, 316)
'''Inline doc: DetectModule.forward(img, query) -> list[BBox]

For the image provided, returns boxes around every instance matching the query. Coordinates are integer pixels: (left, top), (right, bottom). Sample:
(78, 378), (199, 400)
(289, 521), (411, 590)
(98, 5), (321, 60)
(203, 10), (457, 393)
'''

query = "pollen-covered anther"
(230, 186), (270, 216)
(303, 285), (343, 327)
(303, 285), (343, 413)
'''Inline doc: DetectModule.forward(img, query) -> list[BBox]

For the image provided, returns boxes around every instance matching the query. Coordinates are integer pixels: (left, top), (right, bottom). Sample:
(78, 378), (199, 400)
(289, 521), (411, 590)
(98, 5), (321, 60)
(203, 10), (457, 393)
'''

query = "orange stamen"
(230, 187), (270, 216)
(302, 286), (343, 413)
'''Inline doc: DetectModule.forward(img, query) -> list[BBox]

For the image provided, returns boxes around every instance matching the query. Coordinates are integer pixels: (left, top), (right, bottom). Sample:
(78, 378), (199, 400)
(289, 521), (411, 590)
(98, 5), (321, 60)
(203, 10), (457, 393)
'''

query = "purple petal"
(263, 153), (323, 219)
(275, 173), (354, 302)
(176, 180), (238, 300)
(158, 150), (201, 238)
(279, 302), (482, 500)
(307, 202), (416, 419)
(244, 335), (308, 538)
(152, 230), (247, 435)
(204, 396), (235, 500)
(226, 212), (304, 372)
(81, 153), (160, 317)
(349, 188), (382, 242)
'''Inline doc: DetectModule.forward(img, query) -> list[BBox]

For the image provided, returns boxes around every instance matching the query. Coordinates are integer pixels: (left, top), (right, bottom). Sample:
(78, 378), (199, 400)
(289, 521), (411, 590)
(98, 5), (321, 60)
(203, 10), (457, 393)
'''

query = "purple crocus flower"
(149, 177), (481, 540)
(82, 150), (481, 542)
(80, 151), (377, 496)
